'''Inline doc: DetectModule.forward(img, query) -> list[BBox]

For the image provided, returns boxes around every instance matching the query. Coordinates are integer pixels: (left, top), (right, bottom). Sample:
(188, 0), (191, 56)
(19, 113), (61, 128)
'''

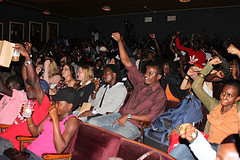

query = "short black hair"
(6, 75), (24, 89)
(105, 64), (122, 83)
(225, 79), (240, 96)
(221, 134), (240, 155)
(147, 62), (163, 75)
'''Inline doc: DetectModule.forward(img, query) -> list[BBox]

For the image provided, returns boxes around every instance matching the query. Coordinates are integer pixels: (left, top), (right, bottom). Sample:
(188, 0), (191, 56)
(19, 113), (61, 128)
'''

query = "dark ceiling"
(4, 0), (240, 19)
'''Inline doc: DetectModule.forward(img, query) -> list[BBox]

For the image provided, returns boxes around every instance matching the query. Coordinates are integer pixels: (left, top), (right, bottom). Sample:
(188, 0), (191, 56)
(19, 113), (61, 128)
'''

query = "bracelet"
(92, 90), (97, 94)
(184, 77), (189, 81)
(28, 124), (34, 128)
(197, 73), (205, 79)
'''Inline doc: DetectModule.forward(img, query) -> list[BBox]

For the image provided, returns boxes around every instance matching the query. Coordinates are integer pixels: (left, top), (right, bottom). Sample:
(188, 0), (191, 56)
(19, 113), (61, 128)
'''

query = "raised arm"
(227, 44), (240, 59)
(149, 33), (161, 56)
(15, 43), (44, 105)
(43, 59), (51, 83)
(112, 32), (132, 67)
(192, 57), (222, 109)
(175, 31), (191, 53)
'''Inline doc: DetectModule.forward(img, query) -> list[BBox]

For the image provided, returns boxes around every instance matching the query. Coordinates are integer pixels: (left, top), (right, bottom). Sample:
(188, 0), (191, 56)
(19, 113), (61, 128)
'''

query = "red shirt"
(0, 94), (51, 150)
(120, 65), (166, 128)
(176, 38), (206, 68)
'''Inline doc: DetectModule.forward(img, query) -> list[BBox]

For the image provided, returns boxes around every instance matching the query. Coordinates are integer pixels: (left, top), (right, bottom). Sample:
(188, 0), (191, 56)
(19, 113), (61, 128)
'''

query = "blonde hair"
(49, 59), (59, 77)
(74, 64), (94, 91)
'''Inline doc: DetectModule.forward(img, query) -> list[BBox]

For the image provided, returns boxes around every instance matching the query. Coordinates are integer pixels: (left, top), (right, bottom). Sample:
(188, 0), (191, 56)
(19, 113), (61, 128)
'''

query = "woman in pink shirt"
(1, 87), (79, 160)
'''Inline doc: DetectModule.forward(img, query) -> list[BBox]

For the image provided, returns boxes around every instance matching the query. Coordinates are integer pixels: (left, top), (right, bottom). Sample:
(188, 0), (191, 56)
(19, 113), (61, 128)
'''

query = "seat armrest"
(0, 124), (11, 133)
(138, 121), (151, 143)
(42, 153), (72, 160)
(16, 136), (37, 151)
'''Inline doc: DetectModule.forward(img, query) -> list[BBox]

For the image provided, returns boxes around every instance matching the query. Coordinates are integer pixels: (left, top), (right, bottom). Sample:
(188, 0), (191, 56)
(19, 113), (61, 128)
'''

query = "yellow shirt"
(207, 103), (240, 144)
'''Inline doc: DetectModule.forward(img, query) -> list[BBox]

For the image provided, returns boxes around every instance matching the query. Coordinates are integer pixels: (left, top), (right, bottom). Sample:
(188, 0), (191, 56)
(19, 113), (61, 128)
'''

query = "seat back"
(64, 122), (122, 160)
(117, 137), (176, 160)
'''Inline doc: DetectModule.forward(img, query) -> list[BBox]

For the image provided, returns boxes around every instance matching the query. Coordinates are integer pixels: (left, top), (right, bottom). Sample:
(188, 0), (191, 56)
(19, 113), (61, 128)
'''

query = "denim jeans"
(169, 143), (196, 160)
(0, 136), (14, 156)
(88, 113), (140, 140)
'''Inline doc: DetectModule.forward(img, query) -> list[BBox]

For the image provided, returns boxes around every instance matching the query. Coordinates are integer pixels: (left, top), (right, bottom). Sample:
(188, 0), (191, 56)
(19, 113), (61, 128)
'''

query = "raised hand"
(94, 78), (101, 92)
(216, 70), (225, 79)
(227, 44), (240, 55)
(44, 59), (51, 67)
(176, 31), (181, 36)
(209, 56), (222, 65)
(171, 35), (176, 40)
(24, 42), (32, 54)
(149, 33), (156, 39)
(48, 104), (58, 122)
(179, 123), (198, 142)
(14, 43), (29, 57)
(112, 32), (121, 42)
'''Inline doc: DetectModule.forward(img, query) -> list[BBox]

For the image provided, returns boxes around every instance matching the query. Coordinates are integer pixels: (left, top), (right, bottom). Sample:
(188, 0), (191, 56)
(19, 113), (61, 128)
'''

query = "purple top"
(27, 115), (77, 157)
(120, 65), (166, 128)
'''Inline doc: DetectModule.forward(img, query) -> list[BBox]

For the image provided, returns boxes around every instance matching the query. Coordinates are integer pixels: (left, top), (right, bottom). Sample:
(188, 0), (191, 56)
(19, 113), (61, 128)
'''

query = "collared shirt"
(89, 82), (127, 114)
(120, 65), (166, 128)
(207, 103), (240, 144)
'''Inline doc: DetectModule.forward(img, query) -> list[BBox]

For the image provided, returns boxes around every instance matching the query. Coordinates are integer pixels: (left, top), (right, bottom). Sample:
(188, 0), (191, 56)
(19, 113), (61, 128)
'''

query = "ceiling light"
(180, 0), (191, 2)
(42, 10), (51, 15)
(102, 5), (111, 11)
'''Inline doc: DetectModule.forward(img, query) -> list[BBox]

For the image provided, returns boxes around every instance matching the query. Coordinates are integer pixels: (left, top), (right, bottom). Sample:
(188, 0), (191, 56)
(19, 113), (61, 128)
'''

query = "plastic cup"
(12, 50), (20, 62)
(23, 101), (35, 118)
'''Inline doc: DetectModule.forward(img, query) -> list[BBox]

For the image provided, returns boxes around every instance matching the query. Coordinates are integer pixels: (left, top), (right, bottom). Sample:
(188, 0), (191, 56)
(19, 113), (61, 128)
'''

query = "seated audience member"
(0, 43), (51, 154)
(161, 60), (186, 102)
(88, 32), (166, 140)
(0, 76), (27, 125)
(50, 63), (76, 95)
(180, 65), (213, 97)
(72, 64), (95, 114)
(0, 87), (79, 160)
(93, 59), (104, 79)
(42, 59), (61, 90)
(169, 57), (240, 160)
(179, 123), (240, 160)
(175, 31), (206, 69)
(79, 64), (127, 122)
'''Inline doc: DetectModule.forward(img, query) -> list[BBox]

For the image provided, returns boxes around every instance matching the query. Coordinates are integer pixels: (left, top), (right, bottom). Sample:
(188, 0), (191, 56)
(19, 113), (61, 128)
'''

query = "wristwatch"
(24, 60), (32, 67)
(127, 114), (132, 120)
(92, 109), (97, 115)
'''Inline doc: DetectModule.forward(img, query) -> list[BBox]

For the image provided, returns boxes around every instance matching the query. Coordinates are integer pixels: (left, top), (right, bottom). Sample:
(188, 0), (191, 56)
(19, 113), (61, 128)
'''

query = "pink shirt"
(0, 89), (27, 125)
(0, 94), (51, 150)
(27, 115), (77, 157)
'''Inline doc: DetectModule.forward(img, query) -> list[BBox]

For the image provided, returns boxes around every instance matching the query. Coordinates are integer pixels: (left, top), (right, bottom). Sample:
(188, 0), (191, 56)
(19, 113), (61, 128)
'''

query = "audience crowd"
(0, 26), (239, 159)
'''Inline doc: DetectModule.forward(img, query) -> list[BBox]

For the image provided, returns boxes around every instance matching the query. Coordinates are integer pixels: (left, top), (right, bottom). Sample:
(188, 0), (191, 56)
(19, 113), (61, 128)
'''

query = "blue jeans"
(88, 113), (140, 140)
(0, 136), (14, 156)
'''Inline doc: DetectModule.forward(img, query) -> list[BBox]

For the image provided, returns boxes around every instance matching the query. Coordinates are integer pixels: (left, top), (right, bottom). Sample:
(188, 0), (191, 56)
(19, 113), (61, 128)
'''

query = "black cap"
(52, 87), (79, 110)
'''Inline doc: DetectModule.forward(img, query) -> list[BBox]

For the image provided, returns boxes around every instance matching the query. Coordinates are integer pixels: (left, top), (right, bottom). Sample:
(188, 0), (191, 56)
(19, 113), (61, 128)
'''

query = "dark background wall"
(1, 3), (240, 42)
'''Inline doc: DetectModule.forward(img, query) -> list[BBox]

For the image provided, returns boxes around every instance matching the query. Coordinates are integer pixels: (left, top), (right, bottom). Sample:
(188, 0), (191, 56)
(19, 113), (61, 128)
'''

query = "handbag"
(3, 148), (30, 160)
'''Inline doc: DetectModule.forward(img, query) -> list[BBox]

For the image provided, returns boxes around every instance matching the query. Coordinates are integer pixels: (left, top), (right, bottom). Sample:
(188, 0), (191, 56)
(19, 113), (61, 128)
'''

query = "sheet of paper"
(0, 40), (14, 68)
(78, 102), (92, 116)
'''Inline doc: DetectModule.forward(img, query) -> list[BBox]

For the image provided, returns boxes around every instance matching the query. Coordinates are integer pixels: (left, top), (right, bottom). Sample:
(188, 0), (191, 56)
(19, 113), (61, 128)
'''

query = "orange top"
(207, 103), (240, 144)
(165, 84), (180, 102)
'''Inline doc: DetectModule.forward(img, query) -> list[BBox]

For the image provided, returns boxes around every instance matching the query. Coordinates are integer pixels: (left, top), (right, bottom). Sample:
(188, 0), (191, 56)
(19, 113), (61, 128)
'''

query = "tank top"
(27, 115), (77, 157)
